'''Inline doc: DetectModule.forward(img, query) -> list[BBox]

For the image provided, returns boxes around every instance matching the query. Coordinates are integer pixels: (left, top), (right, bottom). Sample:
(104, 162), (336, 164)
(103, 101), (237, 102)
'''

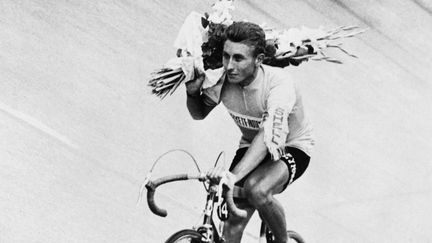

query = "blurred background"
(1, 0), (431, 242)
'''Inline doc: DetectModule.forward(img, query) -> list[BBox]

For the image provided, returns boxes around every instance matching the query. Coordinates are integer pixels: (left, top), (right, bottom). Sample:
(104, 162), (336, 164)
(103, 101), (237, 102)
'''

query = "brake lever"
(137, 172), (152, 206)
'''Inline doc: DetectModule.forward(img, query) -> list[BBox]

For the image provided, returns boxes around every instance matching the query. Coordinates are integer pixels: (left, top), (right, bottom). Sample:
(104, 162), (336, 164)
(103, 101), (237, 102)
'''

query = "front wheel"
(165, 229), (203, 243)
(287, 230), (305, 243)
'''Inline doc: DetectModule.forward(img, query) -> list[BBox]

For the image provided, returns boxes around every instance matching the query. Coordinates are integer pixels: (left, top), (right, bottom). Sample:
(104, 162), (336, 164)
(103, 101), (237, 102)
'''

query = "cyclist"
(185, 21), (314, 243)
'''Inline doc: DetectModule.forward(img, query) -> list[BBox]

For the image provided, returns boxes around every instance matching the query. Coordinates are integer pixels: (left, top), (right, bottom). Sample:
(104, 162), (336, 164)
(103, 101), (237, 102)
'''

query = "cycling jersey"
(202, 65), (315, 158)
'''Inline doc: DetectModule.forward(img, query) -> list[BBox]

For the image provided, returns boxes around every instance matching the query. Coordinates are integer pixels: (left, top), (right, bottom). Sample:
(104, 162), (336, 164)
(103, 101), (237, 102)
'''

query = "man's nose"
(226, 58), (235, 70)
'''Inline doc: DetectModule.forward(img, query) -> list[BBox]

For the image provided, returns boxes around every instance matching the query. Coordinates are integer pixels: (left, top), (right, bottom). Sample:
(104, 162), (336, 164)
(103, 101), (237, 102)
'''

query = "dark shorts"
(229, 146), (310, 192)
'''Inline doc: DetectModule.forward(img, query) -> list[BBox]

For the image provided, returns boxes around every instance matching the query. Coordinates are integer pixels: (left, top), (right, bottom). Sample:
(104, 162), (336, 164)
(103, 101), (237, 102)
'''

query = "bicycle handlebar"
(145, 173), (247, 218)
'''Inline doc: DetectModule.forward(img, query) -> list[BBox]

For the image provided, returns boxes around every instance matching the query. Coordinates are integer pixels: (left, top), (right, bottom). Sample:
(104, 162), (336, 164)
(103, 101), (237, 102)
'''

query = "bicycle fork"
(197, 184), (224, 243)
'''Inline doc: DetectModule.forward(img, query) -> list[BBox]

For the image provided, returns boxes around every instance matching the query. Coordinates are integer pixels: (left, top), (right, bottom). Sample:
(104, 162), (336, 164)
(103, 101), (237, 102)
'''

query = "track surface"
(1, 1), (431, 242)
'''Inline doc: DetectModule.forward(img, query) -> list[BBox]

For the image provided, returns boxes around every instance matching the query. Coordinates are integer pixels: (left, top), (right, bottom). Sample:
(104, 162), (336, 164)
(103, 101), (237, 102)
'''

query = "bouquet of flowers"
(148, 0), (366, 99)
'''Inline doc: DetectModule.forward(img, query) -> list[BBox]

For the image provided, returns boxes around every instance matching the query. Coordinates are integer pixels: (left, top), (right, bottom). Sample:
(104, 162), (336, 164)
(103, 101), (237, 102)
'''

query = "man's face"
(222, 40), (259, 85)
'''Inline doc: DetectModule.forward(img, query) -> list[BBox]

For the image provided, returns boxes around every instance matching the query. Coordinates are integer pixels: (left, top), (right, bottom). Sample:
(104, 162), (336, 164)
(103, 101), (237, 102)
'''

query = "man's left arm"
(206, 127), (268, 186)
(229, 127), (268, 183)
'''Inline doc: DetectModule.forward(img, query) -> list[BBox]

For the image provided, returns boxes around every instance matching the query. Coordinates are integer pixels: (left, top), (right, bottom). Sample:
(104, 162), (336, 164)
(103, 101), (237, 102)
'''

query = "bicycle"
(139, 150), (305, 243)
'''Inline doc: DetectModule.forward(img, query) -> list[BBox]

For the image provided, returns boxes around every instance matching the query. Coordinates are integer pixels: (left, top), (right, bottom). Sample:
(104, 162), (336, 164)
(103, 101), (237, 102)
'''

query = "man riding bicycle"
(185, 21), (314, 243)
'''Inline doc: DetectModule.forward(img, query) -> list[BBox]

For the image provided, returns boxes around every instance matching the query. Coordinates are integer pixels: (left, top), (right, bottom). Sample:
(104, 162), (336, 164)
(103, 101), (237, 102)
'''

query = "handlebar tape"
(145, 173), (247, 218)
(146, 183), (168, 217)
(224, 185), (248, 218)
(145, 174), (190, 217)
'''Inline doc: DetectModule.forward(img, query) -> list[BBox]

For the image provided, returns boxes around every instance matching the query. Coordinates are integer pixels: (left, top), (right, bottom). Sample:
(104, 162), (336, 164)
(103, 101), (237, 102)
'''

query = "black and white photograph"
(1, 0), (431, 242)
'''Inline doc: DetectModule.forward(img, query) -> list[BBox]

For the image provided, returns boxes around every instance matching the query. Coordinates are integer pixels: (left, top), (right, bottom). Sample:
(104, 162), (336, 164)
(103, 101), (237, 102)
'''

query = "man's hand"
(221, 171), (236, 190)
(177, 48), (206, 97)
(207, 166), (237, 189)
(185, 68), (205, 97)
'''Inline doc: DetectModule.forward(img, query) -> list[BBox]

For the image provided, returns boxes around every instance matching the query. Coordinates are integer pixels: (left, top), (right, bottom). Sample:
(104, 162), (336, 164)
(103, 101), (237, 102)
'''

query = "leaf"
(341, 25), (360, 31)
(154, 73), (183, 85)
(150, 68), (182, 80)
(169, 74), (185, 95)
(328, 45), (358, 58)
(325, 58), (343, 64)
(290, 54), (316, 60)
(154, 82), (176, 92)
(160, 90), (170, 100)
(328, 28), (368, 40)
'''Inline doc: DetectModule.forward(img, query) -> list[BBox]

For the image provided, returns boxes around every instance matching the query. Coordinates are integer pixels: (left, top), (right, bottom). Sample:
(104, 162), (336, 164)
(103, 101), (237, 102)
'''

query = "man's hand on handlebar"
(145, 170), (247, 218)
(207, 165), (237, 190)
(207, 168), (247, 218)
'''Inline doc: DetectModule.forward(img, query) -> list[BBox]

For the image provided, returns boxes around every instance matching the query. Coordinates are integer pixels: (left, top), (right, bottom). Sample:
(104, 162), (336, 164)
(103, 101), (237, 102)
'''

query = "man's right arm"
(186, 93), (215, 120)
(185, 70), (216, 120)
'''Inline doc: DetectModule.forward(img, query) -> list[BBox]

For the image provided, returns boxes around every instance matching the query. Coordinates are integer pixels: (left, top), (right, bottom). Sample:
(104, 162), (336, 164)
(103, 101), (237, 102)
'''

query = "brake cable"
(137, 149), (206, 206)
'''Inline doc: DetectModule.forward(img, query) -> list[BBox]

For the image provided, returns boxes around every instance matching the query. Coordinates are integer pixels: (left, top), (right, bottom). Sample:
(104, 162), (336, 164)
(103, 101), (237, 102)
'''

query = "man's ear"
(255, 53), (265, 66)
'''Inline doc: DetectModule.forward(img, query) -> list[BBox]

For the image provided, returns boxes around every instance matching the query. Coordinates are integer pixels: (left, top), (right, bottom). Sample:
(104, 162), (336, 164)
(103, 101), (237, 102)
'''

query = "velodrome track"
(1, 0), (431, 242)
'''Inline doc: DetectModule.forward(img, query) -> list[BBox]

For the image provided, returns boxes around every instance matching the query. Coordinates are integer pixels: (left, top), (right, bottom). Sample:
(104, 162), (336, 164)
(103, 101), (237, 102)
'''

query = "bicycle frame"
(142, 151), (304, 243)
(196, 183), (224, 243)
(192, 183), (276, 243)
(144, 174), (304, 243)
(144, 173), (236, 243)
(199, 188), (276, 243)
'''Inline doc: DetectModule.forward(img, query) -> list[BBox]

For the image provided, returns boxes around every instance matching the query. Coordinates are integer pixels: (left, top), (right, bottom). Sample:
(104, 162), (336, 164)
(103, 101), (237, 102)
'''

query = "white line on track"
(0, 101), (79, 150)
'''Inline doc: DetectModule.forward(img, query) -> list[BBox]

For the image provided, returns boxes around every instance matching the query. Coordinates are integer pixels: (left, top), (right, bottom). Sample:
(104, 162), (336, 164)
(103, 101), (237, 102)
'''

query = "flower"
(148, 1), (367, 99)
(208, 0), (235, 25)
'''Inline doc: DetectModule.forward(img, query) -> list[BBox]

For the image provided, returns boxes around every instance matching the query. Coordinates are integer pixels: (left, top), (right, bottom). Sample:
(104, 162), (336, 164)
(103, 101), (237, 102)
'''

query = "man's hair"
(224, 21), (266, 57)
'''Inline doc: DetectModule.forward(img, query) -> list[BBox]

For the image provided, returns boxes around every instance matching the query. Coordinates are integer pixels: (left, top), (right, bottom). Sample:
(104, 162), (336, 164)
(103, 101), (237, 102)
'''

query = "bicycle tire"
(287, 230), (305, 243)
(165, 229), (203, 243)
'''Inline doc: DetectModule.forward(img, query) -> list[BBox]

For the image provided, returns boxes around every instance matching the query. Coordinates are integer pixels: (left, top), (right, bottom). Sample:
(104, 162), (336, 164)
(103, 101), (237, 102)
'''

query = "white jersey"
(202, 65), (315, 157)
